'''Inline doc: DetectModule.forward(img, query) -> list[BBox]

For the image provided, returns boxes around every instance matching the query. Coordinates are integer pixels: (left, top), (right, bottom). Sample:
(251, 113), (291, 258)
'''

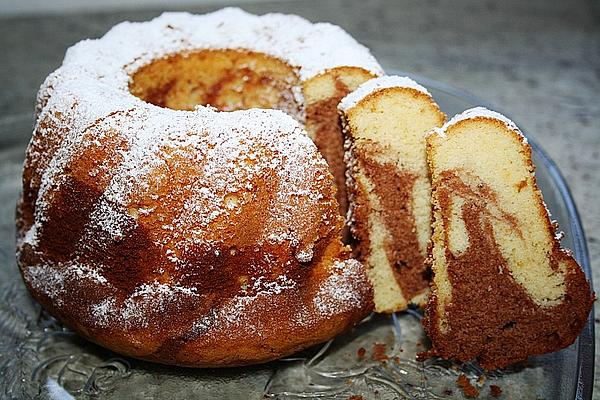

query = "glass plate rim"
(388, 68), (595, 400)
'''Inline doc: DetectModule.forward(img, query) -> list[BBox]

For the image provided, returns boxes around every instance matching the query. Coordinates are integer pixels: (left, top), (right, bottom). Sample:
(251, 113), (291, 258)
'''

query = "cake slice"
(422, 107), (594, 369)
(339, 76), (446, 312)
(304, 67), (380, 216)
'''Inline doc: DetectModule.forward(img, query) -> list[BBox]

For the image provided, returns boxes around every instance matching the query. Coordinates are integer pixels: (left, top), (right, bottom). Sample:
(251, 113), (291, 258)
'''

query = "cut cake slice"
(339, 76), (446, 312)
(422, 107), (594, 369)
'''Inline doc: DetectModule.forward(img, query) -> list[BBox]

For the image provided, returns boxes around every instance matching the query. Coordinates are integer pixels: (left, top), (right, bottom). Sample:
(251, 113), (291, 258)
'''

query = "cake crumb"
(371, 343), (388, 361)
(456, 374), (479, 398)
(476, 375), (486, 386)
(357, 347), (366, 358)
(490, 384), (502, 397)
(415, 350), (431, 362)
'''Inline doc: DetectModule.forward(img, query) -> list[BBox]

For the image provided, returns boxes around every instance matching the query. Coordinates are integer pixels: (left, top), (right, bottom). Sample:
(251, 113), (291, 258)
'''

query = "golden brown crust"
(20, 238), (372, 367)
(17, 118), (374, 367)
(18, 54), (375, 367)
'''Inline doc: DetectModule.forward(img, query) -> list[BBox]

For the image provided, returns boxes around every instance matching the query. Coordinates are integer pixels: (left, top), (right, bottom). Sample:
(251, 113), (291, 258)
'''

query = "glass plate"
(0, 72), (594, 400)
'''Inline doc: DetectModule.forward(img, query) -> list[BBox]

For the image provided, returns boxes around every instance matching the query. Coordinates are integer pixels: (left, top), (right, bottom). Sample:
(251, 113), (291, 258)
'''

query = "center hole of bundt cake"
(129, 49), (301, 118)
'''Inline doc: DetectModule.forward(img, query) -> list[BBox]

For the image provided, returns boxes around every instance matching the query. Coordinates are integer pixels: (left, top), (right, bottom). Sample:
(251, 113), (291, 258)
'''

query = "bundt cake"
(422, 107), (594, 369)
(16, 8), (382, 367)
(339, 76), (446, 312)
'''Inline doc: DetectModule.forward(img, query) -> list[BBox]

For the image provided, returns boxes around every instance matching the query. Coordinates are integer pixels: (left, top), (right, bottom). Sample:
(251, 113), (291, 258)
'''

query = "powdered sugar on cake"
(23, 262), (109, 306)
(339, 75), (431, 112)
(430, 107), (528, 144)
(312, 259), (365, 317)
(17, 8), (374, 347)
(62, 8), (381, 88)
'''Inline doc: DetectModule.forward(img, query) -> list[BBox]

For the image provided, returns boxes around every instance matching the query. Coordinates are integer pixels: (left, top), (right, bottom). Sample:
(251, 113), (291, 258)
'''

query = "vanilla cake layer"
(340, 76), (446, 312)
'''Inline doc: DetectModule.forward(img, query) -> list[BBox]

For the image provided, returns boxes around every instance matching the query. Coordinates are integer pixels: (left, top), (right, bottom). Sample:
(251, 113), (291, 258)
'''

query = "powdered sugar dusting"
(339, 75), (431, 112)
(83, 281), (201, 329)
(313, 259), (365, 318)
(89, 200), (132, 239)
(22, 8), (381, 252)
(24, 265), (66, 305)
(117, 282), (197, 328)
(88, 298), (115, 328)
(192, 274), (298, 336)
(430, 107), (527, 143)
(23, 262), (109, 306)
(63, 8), (381, 87)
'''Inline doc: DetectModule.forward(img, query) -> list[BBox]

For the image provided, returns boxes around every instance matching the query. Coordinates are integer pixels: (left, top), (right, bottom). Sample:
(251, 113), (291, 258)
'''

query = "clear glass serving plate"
(0, 72), (594, 400)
